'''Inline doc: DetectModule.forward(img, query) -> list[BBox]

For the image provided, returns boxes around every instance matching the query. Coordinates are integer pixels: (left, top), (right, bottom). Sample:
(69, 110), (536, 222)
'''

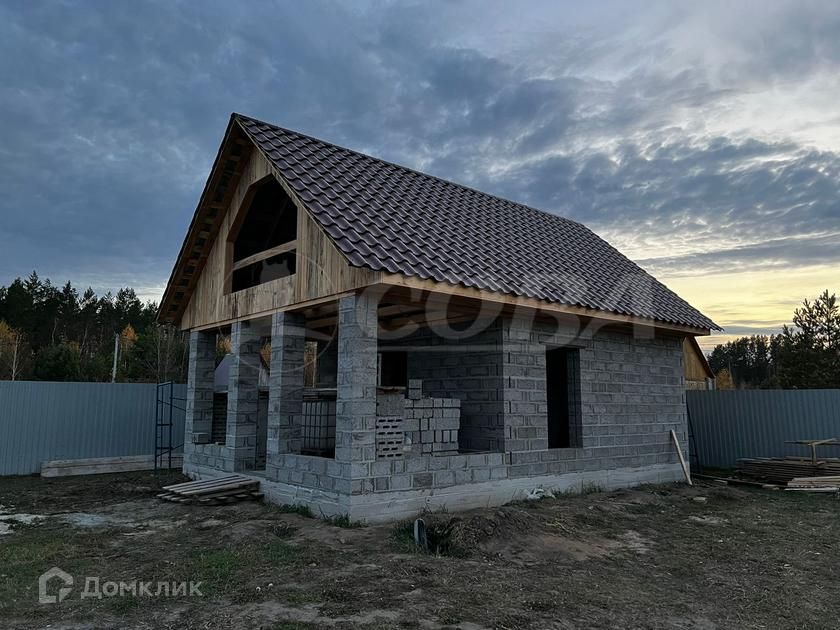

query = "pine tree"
(776, 291), (840, 389)
(0, 272), (186, 383)
(709, 290), (840, 389)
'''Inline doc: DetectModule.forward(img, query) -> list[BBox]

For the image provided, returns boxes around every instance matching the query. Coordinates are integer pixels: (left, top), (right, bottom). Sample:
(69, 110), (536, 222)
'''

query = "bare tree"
(139, 323), (187, 383)
(0, 321), (27, 380)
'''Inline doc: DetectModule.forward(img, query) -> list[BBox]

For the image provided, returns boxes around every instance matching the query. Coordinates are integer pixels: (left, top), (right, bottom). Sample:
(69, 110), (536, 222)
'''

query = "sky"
(0, 0), (838, 351)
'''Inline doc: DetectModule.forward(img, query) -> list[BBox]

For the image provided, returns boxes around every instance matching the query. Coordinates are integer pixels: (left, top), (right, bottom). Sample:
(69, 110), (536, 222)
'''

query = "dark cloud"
(0, 0), (838, 322)
(637, 233), (840, 277)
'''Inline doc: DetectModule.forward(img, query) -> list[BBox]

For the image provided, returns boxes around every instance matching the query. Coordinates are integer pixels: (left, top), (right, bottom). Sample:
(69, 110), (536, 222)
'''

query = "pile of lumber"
(157, 475), (262, 505)
(42, 454), (183, 477)
(786, 476), (840, 492)
(737, 457), (840, 485)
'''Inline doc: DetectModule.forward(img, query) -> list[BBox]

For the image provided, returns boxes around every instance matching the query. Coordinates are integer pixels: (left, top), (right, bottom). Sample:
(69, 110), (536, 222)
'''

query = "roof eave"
(158, 115), (251, 324)
(374, 272), (716, 336)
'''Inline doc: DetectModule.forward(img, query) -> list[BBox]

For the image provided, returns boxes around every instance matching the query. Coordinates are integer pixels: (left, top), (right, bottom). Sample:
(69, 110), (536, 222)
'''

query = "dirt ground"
(1, 472), (838, 629)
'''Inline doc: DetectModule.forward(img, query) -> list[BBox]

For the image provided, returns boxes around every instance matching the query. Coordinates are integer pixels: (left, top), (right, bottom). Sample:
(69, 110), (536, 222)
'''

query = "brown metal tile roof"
(235, 113), (718, 331)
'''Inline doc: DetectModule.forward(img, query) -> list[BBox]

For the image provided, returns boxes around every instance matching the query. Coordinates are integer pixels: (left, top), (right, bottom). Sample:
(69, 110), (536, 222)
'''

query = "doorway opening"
(546, 347), (582, 448)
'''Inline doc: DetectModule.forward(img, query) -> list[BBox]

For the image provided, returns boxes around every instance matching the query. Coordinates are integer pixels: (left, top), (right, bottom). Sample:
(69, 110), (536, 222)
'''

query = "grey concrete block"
(413, 473), (433, 488)
(390, 474), (412, 490)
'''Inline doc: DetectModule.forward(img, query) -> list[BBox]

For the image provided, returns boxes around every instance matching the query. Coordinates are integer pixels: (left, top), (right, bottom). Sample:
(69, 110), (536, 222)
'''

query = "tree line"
(0, 272), (187, 383)
(1, 273), (836, 389)
(708, 290), (839, 389)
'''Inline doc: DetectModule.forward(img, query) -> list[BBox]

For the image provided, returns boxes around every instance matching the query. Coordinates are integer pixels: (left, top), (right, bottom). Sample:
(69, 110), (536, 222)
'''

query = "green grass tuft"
(264, 540), (299, 565)
(190, 548), (244, 592)
(391, 521), (421, 554)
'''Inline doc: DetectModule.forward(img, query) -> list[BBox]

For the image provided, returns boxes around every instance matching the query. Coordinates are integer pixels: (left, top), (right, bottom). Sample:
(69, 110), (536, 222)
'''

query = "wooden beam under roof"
(231, 240), (298, 272)
(376, 274), (712, 337)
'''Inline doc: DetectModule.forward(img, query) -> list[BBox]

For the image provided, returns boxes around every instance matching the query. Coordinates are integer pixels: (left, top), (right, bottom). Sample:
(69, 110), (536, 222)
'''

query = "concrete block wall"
(224, 320), (261, 471)
(375, 390), (404, 458)
(382, 321), (505, 452)
(336, 293), (379, 470)
(189, 442), (230, 471)
(184, 330), (215, 467)
(266, 311), (306, 458)
(185, 309), (688, 520)
(267, 453), (352, 494)
(374, 386), (461, 458)
(501, 317), (550, 453)
(402, 396), (460, 455)
(505, 320), (687, 479)
(262, 418), (440, 498)
(350, 451), (508, 495)
(184, 326), (258, 474)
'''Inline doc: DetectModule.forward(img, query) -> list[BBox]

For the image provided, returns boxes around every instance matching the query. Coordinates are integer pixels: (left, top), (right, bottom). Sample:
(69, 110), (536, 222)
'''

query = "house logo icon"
(38, 567), (73, 604)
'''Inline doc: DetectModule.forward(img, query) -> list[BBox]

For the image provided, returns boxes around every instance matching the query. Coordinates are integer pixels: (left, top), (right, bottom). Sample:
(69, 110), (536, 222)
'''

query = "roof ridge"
(232, 112), (589, 230)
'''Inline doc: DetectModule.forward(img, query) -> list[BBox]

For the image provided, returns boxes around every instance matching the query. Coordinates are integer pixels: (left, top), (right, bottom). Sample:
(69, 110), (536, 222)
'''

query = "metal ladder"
(155, 382), (186, 472)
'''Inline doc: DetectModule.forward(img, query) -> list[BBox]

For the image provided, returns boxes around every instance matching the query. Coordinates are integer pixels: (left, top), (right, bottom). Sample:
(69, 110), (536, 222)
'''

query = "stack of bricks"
(375, 390), (406, 458)
(403, 380), (460, 456)
(374, 380), (461, 458)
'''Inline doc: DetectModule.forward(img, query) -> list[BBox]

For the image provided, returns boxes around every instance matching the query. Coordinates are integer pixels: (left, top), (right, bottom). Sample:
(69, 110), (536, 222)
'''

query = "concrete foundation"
(183, 460), (684, 523)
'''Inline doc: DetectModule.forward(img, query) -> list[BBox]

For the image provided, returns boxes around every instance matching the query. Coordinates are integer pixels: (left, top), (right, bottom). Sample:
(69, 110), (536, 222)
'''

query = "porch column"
(501, 315), (549, 453)
(335, 293), (378, 468)
(225, 320), (261, 471)
(267, 311), (306, 456)
(184, 330), (215, 455)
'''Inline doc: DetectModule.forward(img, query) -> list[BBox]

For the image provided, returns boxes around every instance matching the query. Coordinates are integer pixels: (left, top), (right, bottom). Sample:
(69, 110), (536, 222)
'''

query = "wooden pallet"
(157, 475), (262, 505)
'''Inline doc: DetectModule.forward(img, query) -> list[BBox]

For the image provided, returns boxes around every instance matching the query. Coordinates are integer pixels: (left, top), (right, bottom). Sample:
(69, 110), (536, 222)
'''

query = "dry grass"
(1, 472), (838, 629)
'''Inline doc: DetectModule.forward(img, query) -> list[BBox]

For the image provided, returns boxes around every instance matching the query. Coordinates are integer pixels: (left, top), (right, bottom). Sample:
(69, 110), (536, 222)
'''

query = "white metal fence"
(4, 383), (838, 476)
(0, 381), (185, 475)
(687, 389), (840, 470)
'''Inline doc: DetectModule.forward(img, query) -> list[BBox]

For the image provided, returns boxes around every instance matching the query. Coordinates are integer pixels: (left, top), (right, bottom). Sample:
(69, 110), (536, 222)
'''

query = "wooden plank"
(179, 149), (379, 330)
(172, 132), (712, 334)
(790, 476), (840, 483)
(175, 479), (258, 497)
(231, 240), (298, 271)
(41, 454), (183, 478)
(693, 474), (781, 488)
(158, 473), (261, 506)
(161, 475), (242, 491)
(175, 479), (260, 497)
(683, 337), (714, 381)
(785, 487), (839, 493)
(737, 456), (840, 484)
(187, 291), (355, 333)
(185, 484), (259, 500)
(670, 429), (692, 486)
(378, 273), (711, 336)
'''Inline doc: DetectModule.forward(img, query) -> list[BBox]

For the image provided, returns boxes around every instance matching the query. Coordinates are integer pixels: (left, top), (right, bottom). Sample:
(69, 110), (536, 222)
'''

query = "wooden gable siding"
(683, 337), (713, 382)
(179, 149), (378, 330)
